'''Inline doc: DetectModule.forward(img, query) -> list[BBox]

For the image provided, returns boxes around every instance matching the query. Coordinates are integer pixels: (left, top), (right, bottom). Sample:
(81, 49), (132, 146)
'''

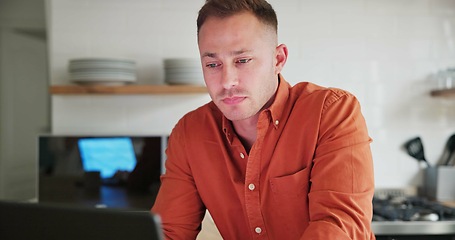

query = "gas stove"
(373, 195), (455, 222)
(371, 191), (455, 239)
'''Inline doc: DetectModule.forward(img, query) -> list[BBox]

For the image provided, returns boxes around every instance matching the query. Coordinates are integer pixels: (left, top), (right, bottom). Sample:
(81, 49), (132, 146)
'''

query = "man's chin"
(222, 110), (254, 122)
(217, 103), (254, 121)
(222, 111), (245, 121)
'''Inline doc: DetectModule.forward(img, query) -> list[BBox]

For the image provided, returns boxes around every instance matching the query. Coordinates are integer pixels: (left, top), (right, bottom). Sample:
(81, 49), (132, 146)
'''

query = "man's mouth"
(222, 96), (246, 105)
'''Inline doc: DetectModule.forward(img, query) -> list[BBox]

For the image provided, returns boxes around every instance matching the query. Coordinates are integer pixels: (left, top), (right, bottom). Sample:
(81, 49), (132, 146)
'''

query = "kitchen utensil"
(403, 137), (431, 167)
(440, 134), (455, 166)
(425, 166), (455, 201)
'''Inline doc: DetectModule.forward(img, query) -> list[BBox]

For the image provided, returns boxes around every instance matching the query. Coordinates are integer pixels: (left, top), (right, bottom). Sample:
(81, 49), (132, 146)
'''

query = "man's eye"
(206, 63), (218, 68)
(237, 58), (251, 64)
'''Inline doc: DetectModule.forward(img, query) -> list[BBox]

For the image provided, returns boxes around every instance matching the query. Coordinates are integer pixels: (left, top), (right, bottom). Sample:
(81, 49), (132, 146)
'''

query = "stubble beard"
(215, 88), (256, 121)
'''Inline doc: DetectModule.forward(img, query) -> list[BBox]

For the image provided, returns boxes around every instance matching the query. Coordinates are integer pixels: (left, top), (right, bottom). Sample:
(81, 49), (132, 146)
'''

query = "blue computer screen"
(78, 137), (136, 178)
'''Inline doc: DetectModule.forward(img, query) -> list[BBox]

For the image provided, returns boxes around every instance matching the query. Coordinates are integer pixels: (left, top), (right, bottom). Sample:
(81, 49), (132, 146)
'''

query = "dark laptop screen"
(0, 201), (163, 240)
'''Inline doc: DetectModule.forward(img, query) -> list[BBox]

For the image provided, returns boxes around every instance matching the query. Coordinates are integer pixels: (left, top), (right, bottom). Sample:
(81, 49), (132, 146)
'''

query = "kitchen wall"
(47, 0), (455, 189)
(0, 0), (48, 200)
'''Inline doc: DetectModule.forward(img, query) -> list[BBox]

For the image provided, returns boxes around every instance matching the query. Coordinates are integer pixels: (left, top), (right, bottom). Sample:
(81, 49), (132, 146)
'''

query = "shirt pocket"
(269, 167), (310, 232)
(270, 167), (310, 197)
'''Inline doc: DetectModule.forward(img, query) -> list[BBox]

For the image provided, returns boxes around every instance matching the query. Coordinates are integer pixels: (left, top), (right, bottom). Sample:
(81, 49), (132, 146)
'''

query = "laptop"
(0, 201), (163, 240)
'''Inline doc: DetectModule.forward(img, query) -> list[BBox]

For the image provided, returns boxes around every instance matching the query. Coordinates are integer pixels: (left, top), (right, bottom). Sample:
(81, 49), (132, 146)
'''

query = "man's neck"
(232, 86), (279, 152)
(232, 114), (259, 153)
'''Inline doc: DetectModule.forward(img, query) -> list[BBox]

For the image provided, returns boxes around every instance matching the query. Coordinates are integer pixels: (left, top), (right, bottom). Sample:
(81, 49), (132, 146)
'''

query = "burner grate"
(373, 195), (455, 222)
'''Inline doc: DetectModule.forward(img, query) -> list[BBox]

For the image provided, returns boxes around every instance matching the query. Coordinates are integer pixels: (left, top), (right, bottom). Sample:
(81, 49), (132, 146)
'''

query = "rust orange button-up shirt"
(152, 75), (376, 240)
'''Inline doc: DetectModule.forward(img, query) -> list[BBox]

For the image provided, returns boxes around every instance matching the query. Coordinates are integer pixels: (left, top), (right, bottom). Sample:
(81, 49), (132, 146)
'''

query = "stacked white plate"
(69, 58), (137, 85)
(164, 58), (204, 85)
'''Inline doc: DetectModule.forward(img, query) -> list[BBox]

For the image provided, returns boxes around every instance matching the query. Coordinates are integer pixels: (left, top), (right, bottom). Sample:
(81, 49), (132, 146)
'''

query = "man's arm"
(301, 90), (375, 239)
(152, 122), (206, 239)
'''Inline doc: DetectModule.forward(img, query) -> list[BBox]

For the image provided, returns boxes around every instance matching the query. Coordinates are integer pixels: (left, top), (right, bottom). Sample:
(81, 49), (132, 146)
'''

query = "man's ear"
(274, 44), (288, 75)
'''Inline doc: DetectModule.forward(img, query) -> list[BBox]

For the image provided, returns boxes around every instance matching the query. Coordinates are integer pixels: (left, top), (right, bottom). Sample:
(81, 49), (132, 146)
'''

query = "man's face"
(198, 12), (281, 121)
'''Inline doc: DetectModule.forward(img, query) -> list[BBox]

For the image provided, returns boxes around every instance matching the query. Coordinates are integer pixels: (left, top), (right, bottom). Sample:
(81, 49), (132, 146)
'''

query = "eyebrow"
(201, 52), (216, 58)
(201, 49), (252, 58)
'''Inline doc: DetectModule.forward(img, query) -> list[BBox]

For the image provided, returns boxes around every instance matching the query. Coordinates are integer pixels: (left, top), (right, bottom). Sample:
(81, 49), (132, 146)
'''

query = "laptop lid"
(78, 137), (137, 179)
(0, 201), (163, 240)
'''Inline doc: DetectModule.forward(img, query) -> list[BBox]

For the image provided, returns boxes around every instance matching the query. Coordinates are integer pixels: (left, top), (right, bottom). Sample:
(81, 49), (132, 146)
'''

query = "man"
(152, 0), (376, 239)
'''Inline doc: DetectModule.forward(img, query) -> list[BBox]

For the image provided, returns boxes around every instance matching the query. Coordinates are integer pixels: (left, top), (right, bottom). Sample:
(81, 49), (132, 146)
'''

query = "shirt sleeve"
(301, 89), (375, 239)
(151, 120), (206, 240)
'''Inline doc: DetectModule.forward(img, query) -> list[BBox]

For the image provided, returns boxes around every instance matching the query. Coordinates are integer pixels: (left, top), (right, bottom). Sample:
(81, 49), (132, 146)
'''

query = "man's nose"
(221, 65), (239, 89)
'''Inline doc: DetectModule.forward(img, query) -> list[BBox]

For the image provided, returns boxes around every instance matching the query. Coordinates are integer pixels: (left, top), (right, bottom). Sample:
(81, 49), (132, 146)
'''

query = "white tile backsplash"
(47, 0), (455, 189)
(52, 94), (212, 135)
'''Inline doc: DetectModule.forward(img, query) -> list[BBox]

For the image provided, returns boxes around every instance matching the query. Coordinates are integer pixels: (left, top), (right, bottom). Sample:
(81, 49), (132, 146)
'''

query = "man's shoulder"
(292, 82), (356, 101)
(292, 82), (352, 97)
(290, 82), (358, 111)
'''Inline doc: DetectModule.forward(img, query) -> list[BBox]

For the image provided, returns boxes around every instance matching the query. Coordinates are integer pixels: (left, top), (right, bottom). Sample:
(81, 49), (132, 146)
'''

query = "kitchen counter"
(372, 220), (455, 235)
(196, 200), (455, 239)
(444, 201), (455, 208)
(372, 199), (455, 238)
(198, 216), (455, 238)
(197, 215), (455, 239)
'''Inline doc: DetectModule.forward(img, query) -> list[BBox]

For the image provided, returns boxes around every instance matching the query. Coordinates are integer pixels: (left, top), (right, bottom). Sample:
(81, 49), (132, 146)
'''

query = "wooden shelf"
(430, 88), (455, 98)
(50, 84), (207, 95)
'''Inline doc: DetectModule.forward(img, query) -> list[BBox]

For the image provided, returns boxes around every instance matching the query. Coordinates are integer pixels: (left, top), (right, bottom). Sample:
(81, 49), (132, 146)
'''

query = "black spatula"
(441, 134), (455, 166)
(403, 137), (431, 167)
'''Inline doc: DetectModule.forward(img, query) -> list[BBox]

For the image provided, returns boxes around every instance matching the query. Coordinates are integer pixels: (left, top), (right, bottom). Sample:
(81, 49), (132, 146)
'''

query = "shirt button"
(275, 120), (279, 126)
(248, 183), (255, 191)
(240, 152), (245, 159)
(255, 227), (262, 234)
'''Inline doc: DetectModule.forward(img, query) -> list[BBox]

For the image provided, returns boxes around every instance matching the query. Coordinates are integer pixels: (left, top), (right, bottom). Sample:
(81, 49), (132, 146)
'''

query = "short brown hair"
(197, 0), (278, 35)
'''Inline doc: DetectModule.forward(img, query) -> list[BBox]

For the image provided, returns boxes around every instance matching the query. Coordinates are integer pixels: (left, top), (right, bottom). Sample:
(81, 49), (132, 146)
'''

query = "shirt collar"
(267, 74), (290, 130)
(222, 117), (234, 144)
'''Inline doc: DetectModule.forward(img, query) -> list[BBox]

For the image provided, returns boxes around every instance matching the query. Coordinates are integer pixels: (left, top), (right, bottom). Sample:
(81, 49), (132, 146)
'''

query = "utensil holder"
(425, 166), (455, 201)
